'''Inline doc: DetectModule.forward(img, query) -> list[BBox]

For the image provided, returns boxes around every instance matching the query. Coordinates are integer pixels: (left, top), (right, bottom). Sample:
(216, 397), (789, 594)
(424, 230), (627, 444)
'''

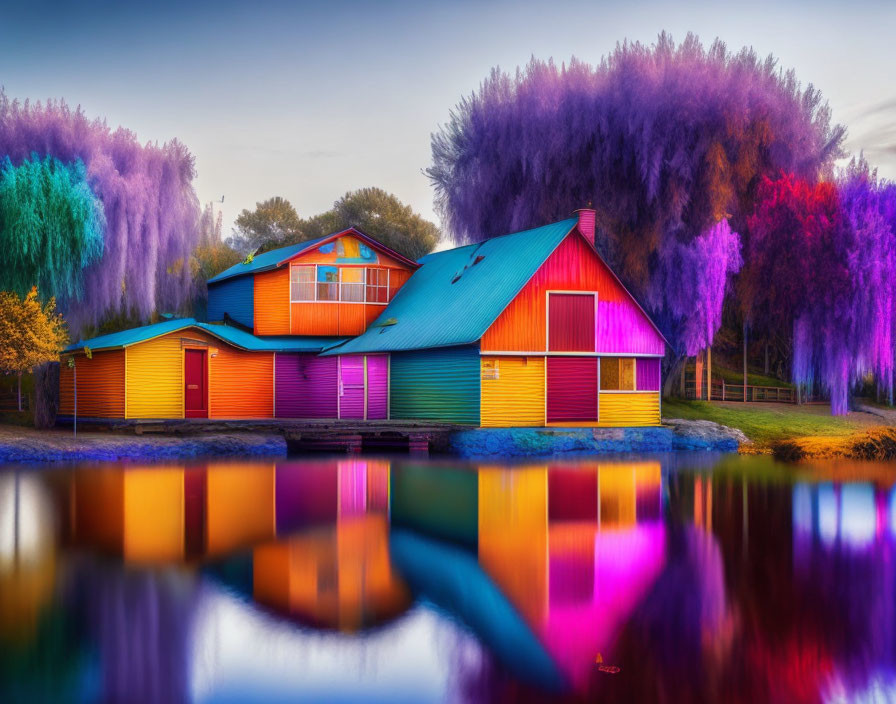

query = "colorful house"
(60, 318), (344, 420)
(61, 213), (667, 427)
(206, 227), (419, 337)
(327, 210), (667, 426)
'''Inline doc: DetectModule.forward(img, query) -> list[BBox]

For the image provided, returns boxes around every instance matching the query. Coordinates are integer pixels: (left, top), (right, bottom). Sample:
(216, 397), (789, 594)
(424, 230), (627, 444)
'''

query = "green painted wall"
(390, 464), (479, 546)
(389, 345), (480, 425)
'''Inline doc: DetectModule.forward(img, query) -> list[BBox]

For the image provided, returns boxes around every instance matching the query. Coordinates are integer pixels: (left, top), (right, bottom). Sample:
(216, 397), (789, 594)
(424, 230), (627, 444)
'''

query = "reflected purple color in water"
(1, 455), (896, 703)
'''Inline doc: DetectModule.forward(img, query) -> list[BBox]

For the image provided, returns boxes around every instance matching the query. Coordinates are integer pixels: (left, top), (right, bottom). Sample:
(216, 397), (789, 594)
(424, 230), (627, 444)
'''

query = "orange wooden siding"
(209, 345), (274, 418)
(482, 233), (630, 352)
(59, 350), (126, 417)
(254, 267), (290, 335)
(289, 301), (390, 336)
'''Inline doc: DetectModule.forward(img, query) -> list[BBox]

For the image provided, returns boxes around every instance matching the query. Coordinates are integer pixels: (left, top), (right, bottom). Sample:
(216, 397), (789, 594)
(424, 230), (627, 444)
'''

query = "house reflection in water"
(390, 460), (666, 688)
(253, 460), (411, 631)
(478, 462), (666, 688)
(29, 457), (668, 697)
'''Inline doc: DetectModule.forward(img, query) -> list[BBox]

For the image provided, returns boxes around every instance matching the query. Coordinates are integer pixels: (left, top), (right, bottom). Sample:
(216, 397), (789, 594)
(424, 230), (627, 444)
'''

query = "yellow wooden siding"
(598, 392), (661, 426)
(125, 334), (185, 419)
(480, 356), (545, 427)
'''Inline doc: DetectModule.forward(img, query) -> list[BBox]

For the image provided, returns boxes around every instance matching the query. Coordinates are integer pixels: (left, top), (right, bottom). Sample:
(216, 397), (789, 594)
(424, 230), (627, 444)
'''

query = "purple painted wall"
(274, 354), (338, 418)
(339, 355), (365, 419)
(275, 461), (338, 533)
(596, 300), (665, 356)
(636, 358), (661, 391)
(366, 355), (388, 420)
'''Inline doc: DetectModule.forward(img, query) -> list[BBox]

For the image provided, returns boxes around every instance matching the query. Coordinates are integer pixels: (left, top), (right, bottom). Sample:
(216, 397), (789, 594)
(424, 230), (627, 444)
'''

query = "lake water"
(1, 453), (895, 703)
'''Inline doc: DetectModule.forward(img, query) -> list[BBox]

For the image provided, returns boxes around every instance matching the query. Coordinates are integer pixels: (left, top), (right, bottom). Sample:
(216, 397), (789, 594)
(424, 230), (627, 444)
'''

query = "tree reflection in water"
(1, 455), (896, 703)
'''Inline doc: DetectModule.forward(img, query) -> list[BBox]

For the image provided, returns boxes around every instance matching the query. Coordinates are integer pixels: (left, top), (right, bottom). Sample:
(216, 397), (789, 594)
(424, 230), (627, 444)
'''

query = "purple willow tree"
(838, 159), (896, 407)
(428, 33), (844, 358)
(0, 92), (200, 333)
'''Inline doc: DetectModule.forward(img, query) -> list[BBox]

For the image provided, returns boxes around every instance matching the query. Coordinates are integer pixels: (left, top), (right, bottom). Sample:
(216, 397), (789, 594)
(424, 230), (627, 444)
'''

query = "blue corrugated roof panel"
(65, 318), (345, 353)
(206, 235), (330, 284)
(325, 218), (577, 355)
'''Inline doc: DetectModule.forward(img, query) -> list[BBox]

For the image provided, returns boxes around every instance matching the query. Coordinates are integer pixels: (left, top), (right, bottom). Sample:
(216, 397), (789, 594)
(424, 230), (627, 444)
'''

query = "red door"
(546, 357), (598, 423)
(339, 355), (365, 419)
(184, 349), (208, 418)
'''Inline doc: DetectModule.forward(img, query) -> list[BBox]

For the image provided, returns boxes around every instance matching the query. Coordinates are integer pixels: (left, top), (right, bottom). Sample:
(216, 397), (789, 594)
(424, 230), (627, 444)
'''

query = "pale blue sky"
(2, 0), (894, 237)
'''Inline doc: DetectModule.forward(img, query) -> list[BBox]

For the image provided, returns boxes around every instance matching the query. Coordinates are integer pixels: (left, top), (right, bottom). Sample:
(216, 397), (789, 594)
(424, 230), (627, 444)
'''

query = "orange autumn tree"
(0, 287), (68, 410)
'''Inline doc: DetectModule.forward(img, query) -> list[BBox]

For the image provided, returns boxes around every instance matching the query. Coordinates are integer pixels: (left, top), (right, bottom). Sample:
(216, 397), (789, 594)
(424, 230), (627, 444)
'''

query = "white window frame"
(289, 264), (393, 305)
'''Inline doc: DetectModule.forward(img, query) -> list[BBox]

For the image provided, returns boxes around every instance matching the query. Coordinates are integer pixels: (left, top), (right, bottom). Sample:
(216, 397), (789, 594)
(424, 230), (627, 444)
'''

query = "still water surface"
(1, 453), (895, 703)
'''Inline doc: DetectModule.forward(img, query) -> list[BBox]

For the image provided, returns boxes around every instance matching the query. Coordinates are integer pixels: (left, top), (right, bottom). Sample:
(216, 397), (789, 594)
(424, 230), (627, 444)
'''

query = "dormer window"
(290, 264), (393, 304)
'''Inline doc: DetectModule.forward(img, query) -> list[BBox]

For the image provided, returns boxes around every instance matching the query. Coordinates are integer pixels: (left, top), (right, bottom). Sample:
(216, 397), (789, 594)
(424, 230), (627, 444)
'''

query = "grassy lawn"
(662, 399), (875, 445)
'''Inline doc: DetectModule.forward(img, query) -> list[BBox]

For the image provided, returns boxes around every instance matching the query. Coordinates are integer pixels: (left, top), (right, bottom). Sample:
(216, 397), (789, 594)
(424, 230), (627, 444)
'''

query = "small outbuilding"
(60, 318), (343, 420)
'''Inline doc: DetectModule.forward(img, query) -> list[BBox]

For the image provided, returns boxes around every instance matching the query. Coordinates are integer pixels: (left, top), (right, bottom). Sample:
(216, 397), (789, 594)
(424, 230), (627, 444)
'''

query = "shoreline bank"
(0, 418), (747, 463)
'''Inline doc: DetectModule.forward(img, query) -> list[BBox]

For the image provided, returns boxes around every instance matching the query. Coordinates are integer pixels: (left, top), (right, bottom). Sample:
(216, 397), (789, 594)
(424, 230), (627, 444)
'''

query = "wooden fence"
(684, 375), (796, 404)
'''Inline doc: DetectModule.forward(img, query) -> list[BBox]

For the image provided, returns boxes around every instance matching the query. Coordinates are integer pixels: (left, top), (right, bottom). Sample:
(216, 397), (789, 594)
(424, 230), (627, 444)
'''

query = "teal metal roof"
(324, 218), (578, 355)
(64, 318), (345, 354)
(207, 235), (330, 284)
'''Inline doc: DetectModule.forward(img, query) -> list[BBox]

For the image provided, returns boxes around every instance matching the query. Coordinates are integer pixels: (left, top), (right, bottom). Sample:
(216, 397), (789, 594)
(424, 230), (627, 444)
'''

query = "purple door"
(366, 355), (388, 420)
(339, 355), (365, 419)
(275, 354), (338, 418)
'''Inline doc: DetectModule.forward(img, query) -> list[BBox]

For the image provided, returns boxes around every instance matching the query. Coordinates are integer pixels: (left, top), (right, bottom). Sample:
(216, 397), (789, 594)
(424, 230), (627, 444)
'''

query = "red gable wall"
(481, 231), (664, 355)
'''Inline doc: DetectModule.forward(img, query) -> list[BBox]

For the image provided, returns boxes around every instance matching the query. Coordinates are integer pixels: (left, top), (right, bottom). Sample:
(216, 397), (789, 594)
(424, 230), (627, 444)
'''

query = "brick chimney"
(574, 207), (596, 247)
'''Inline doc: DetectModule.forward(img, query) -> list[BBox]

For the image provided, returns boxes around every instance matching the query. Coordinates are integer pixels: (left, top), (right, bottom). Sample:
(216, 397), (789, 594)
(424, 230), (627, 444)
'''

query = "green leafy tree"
(227, 196), (304, 254)
(0, 155), (105, 301)
(304, 188), (440, 260)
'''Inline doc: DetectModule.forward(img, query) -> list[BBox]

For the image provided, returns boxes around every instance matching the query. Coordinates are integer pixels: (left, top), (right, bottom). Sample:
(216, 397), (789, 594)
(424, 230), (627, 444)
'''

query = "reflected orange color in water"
(206, 463), (276, 556)
(253, 514), (410, 631)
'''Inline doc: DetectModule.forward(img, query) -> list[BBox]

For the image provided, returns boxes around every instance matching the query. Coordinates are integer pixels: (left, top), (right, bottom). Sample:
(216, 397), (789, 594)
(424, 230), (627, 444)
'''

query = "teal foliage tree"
(0, 154), (105, 302)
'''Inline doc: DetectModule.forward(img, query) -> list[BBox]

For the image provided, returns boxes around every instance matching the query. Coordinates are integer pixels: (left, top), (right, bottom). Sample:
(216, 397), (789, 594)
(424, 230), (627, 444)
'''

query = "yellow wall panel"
(125, 334), (186, 419)
(480, 356), (545, 427)
(123, 468), (185, 562)
(598, 392), (661, 426)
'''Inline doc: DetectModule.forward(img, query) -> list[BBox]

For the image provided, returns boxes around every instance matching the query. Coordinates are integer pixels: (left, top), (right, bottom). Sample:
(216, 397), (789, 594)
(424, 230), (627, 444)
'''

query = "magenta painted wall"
(274, 354), (338, 418)
(339, 355), (365, 419)
(596, 300), (665, 356)
(546, 357), (598, 423)
(338, 461), (368, 516)
(636, 358), (661, 391)
(366, 355), (388, 420)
